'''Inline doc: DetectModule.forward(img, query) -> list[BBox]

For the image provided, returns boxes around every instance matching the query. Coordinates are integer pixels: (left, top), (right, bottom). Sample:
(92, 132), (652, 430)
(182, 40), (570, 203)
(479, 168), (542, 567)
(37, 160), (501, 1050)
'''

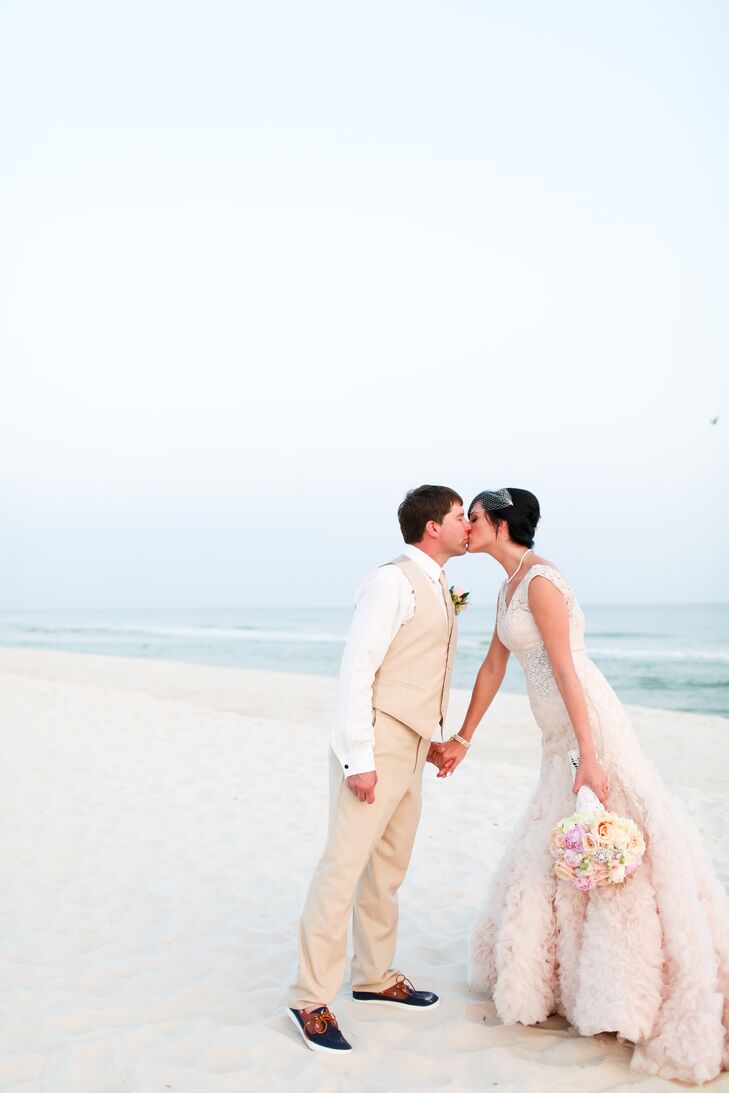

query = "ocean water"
(1, 604), (728, 718)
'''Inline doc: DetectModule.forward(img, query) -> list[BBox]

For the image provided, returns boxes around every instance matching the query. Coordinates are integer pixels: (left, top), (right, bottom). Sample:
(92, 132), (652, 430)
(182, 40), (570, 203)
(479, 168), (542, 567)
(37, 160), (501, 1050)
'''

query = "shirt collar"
(402, 544), (444, 585)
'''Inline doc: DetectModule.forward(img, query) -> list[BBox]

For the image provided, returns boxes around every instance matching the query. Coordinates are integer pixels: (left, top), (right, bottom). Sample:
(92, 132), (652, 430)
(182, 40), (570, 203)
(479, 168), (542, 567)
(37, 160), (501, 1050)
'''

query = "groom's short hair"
(398, 485), (463, 544)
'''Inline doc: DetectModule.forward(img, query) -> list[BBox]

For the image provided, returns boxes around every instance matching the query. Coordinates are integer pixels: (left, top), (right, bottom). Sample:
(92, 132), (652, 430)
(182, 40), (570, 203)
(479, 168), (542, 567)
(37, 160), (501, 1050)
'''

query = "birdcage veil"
(470, 488), (513, 513)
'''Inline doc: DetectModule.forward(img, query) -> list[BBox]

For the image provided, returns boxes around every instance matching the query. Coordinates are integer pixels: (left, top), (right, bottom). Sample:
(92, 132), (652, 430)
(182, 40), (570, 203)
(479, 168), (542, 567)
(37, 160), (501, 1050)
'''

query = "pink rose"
(454, 587), (464, 598)
(552, 831), (566, 850)
(574, 875), (592, 891)
(563, 850), (583, 869)
(582, 832), (598, 853)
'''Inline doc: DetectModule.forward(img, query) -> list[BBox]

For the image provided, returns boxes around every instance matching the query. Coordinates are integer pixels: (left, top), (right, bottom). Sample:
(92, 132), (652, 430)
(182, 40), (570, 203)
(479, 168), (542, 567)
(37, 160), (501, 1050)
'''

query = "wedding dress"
(469, 564), (729, 1083)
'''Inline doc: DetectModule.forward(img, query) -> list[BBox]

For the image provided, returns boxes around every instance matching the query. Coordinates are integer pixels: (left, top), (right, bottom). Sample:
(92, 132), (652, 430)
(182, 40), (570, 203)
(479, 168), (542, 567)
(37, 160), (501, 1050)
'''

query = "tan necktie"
(439, 572), (454, 628)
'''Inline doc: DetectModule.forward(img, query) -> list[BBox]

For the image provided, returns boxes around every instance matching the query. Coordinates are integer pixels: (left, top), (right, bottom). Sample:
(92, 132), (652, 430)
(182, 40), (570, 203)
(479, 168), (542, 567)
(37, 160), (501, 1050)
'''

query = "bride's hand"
(573, 757), (609, 806)
(435, 737), (468, 779)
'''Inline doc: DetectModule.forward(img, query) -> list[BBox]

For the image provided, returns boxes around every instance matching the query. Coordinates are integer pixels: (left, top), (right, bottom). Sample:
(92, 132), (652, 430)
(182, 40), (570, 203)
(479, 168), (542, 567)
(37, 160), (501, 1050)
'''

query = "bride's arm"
(529, 577), (609, 804)
(435, 623), (510, 777)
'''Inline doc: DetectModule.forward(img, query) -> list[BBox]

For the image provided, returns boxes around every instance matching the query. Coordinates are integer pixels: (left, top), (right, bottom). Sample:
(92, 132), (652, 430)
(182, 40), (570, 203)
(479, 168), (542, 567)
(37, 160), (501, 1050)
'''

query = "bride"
(434, 488), (729, 1084)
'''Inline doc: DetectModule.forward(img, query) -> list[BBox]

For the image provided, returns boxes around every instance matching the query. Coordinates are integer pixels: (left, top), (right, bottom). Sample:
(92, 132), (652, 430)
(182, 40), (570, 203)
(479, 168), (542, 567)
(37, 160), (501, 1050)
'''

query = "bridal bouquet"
(550, 751), (645, 891)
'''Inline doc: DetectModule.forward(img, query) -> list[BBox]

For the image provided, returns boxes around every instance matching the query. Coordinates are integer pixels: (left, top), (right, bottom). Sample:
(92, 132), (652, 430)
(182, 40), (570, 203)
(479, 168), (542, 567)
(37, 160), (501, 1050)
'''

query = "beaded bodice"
(496, 564), (586, 698)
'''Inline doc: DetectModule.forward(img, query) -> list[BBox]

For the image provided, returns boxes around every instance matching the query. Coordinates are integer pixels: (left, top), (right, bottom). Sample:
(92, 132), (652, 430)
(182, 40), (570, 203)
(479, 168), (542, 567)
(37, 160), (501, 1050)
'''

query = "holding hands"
(426, 735), (470, 778)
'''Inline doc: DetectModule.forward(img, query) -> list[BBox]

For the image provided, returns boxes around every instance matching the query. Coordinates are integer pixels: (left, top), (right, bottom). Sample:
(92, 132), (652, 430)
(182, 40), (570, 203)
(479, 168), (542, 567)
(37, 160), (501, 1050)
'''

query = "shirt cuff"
(339, 747), (376, 776)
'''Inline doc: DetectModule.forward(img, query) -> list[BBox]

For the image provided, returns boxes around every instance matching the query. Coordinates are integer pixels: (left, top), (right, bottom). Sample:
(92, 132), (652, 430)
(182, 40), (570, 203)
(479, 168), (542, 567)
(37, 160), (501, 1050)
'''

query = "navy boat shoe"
(352, 974), (439, 1009)
(287, 1006), (353, 1053)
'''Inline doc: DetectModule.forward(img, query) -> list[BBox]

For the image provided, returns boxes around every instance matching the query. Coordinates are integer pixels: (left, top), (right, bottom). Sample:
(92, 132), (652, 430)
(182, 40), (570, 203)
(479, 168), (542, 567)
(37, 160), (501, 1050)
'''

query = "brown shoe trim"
(379, 974), (416, 1000)
(302, 1007), (339, 1036)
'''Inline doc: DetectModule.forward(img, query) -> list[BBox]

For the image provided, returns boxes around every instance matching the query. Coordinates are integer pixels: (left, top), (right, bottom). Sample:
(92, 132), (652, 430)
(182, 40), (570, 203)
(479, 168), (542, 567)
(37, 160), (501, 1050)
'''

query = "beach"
(1, 647), (727, 1092)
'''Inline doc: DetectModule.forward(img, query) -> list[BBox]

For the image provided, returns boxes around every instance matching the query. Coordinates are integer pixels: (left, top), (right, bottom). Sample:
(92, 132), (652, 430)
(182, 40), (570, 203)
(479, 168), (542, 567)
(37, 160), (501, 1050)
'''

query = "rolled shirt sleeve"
(330, 568), (410, 776)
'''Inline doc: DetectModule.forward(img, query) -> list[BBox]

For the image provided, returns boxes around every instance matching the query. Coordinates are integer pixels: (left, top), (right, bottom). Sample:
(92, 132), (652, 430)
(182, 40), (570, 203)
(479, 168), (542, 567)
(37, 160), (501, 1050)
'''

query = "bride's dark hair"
(469, 488), (541, 548)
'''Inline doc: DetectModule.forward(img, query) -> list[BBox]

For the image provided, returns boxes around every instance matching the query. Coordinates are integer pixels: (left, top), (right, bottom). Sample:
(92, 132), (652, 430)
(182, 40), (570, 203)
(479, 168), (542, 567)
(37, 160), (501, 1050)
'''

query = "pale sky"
(1, 1), (727, 608)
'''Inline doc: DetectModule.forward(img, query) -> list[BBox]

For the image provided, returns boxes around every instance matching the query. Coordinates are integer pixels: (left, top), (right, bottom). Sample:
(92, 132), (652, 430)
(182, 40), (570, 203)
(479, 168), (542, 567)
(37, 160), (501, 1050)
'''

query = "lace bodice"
(497, 564), (586, 698)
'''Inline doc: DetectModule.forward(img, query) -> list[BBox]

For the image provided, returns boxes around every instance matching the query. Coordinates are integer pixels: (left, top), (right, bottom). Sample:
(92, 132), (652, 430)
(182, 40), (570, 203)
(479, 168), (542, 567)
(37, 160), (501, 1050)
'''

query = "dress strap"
(521, 564), (574, 608)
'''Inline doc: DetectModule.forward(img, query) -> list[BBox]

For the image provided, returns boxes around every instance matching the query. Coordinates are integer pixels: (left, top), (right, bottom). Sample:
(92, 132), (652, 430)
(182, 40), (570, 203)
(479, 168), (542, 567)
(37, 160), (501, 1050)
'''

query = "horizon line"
(2, 603), (728, 612)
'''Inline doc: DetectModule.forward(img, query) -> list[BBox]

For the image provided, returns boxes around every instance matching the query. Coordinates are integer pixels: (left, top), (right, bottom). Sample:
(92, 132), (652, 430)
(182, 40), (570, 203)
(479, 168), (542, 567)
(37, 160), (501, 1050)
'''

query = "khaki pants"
(289, 711), (428, 1009)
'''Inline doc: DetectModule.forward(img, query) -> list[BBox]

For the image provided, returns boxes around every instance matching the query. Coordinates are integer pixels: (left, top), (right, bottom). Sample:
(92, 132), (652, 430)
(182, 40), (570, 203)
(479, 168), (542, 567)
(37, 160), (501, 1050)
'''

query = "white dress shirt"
(330, 545), (448, 776)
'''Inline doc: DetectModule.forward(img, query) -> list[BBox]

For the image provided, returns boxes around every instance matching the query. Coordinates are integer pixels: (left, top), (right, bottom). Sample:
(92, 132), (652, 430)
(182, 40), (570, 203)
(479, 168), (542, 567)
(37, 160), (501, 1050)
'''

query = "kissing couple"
(286, 485), (729, 1084)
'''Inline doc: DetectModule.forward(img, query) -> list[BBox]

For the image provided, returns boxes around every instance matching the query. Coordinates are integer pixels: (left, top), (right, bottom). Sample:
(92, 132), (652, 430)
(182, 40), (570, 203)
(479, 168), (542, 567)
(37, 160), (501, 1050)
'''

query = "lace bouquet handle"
(568, 748), (603, 813)
(550, 750), (646, 891)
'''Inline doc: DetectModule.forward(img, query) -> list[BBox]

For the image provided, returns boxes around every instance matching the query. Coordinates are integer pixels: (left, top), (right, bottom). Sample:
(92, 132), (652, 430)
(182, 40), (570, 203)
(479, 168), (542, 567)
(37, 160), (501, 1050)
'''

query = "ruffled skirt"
(469, 698), (729, 1084)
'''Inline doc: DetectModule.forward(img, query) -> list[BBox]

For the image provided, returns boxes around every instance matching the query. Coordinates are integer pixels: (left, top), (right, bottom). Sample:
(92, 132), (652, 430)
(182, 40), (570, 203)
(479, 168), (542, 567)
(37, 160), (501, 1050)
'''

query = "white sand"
(0, 647), (727, 1092)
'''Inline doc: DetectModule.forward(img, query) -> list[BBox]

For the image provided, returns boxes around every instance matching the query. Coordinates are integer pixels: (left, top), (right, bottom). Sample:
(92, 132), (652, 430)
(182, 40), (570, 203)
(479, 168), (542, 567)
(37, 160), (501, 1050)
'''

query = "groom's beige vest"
(371, 556), (457, 740)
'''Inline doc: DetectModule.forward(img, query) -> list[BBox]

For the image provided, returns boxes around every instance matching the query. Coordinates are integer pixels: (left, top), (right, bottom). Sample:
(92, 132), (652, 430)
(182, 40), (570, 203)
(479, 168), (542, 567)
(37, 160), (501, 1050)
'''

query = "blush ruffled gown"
(468, 565), (729, 1084)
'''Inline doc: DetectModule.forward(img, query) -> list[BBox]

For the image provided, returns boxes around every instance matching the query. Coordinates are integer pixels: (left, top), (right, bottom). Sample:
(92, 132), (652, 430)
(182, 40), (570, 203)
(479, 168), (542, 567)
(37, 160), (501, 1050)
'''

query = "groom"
(287, 485), (470, 1053)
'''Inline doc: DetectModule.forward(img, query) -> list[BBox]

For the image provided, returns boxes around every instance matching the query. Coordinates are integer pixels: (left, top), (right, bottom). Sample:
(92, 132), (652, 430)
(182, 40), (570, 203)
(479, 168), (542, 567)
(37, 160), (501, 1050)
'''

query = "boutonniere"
(449, 586), (470, 615)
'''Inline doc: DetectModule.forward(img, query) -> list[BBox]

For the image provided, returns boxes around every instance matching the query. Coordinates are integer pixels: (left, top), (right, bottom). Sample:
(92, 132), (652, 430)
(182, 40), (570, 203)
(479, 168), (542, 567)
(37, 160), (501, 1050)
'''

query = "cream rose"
(554, 861), (573, 882)
(597, 818), (622, 846)
(612, 825), (630, 851)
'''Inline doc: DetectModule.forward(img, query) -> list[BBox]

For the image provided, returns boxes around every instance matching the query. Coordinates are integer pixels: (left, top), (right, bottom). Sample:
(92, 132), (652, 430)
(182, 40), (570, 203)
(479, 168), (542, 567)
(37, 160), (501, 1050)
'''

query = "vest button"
(344, 764), (349, 769)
